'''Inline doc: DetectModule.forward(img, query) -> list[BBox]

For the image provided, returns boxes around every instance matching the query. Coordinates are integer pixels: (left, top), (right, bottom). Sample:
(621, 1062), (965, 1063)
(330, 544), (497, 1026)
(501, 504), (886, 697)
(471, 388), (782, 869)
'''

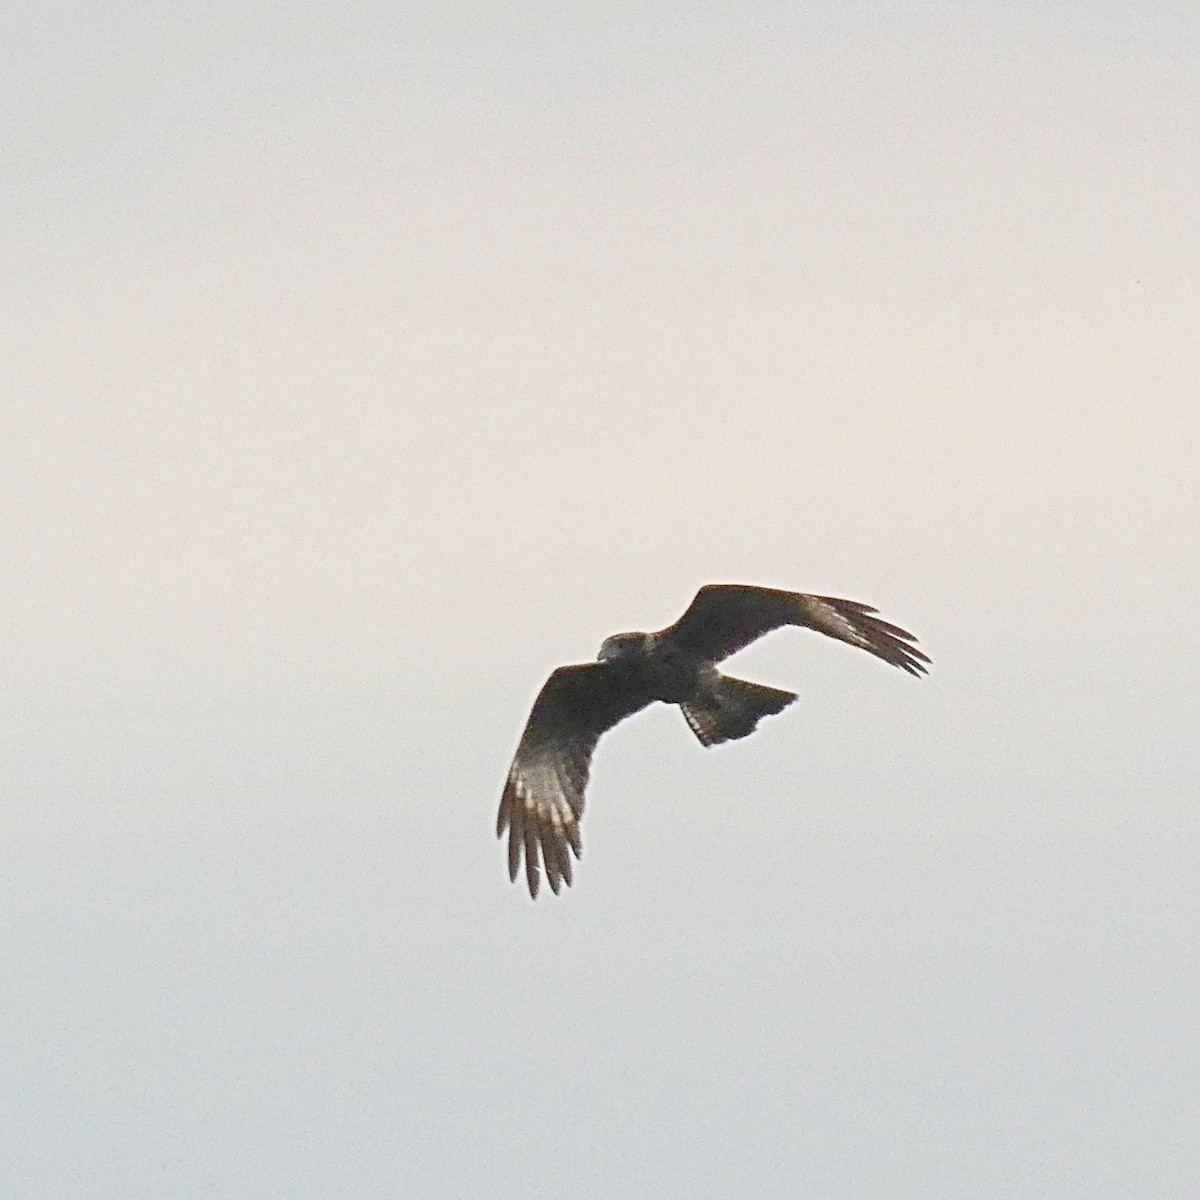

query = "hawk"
(497, 584), (928, 897)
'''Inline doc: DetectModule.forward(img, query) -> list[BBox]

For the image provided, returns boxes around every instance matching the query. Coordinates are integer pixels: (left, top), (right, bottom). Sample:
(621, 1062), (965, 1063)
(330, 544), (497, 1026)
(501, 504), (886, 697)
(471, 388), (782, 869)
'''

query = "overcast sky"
(4, 4), (1199, 1197)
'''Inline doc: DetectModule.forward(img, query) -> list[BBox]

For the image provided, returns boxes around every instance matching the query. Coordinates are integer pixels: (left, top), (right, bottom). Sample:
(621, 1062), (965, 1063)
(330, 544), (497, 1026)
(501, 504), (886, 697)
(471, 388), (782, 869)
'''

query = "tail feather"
(681, 675), (797, 747)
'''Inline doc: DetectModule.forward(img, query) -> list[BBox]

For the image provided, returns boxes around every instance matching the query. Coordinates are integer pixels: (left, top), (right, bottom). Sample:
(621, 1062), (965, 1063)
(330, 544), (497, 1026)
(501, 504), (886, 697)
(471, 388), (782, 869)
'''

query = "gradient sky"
(5, 4), (1199, 1198)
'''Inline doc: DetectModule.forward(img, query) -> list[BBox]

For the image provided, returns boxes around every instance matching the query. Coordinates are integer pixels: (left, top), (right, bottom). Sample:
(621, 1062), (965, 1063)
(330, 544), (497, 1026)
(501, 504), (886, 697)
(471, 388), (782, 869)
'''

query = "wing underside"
(497, 663), (654, 897)
(662, 585), (929, 674)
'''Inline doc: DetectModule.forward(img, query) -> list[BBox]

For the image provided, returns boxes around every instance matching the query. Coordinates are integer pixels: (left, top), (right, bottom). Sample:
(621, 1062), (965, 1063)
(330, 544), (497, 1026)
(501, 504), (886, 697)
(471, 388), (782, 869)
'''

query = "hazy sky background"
(4, 4), (1199, 1197)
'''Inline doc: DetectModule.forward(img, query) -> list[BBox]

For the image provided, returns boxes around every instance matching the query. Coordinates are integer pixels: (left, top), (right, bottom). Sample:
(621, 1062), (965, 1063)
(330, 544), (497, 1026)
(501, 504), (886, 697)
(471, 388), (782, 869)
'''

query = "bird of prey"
(497, 584), (928, 897)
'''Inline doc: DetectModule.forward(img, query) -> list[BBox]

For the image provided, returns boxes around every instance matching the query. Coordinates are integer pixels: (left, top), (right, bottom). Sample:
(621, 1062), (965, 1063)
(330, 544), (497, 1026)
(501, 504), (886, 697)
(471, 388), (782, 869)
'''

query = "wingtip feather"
(523, 825), (541, 898)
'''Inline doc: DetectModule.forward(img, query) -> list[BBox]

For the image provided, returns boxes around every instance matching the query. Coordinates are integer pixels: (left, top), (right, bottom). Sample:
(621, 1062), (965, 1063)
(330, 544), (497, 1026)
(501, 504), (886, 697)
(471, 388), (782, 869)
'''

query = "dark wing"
(497, 663), (655, 898)
(660, 584), (930, 675)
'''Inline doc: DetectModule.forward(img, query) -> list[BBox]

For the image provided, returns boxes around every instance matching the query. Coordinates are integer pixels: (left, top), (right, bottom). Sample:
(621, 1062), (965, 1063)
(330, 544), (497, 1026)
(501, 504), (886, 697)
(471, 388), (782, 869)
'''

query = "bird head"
(597, 631), (652, 662)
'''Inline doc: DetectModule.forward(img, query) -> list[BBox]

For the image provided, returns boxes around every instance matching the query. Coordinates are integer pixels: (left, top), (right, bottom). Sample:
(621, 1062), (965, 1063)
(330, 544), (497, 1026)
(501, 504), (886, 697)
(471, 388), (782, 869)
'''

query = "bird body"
(598, 631), (715, 703)
(497, 584), (928, 897)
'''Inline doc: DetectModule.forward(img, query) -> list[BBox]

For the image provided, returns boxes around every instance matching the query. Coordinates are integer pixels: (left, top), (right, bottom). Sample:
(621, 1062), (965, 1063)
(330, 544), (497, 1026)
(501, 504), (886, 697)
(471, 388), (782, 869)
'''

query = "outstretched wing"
(497, 663), (655, 898)
(660, 584), (930, 675)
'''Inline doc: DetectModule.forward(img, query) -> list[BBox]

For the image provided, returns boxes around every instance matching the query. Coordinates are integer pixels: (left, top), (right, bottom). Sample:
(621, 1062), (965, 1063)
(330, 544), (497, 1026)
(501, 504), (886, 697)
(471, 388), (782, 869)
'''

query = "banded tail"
(681, 675), (797, 747)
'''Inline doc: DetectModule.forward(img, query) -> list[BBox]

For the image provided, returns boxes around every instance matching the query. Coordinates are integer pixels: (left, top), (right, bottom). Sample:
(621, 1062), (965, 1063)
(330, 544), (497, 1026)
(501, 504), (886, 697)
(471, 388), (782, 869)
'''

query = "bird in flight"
(497, 584), (928, 897)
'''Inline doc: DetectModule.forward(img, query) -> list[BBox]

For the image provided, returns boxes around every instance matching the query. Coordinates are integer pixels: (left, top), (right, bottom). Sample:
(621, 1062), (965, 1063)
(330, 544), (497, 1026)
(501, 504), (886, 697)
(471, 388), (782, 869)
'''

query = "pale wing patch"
(513, 759), (580, 841)
(804, 598), (874, 650)
(798, 594), (930, 675)
(500, 749), (584, 896)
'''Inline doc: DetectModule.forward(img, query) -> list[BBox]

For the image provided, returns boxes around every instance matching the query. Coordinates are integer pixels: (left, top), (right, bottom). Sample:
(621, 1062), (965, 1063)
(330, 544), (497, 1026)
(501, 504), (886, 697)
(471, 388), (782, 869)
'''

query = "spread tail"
(681, 675), (797, 747)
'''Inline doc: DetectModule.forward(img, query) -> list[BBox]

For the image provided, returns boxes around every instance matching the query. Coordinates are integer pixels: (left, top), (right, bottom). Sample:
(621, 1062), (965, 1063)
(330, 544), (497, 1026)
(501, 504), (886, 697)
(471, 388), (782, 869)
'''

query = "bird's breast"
(644, 646), (712, 704)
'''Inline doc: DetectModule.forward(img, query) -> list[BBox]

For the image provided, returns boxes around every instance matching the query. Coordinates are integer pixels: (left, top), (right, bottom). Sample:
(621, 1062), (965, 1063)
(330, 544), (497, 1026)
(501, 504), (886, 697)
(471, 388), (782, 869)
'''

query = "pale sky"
(4, 4), (1199, 1198)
